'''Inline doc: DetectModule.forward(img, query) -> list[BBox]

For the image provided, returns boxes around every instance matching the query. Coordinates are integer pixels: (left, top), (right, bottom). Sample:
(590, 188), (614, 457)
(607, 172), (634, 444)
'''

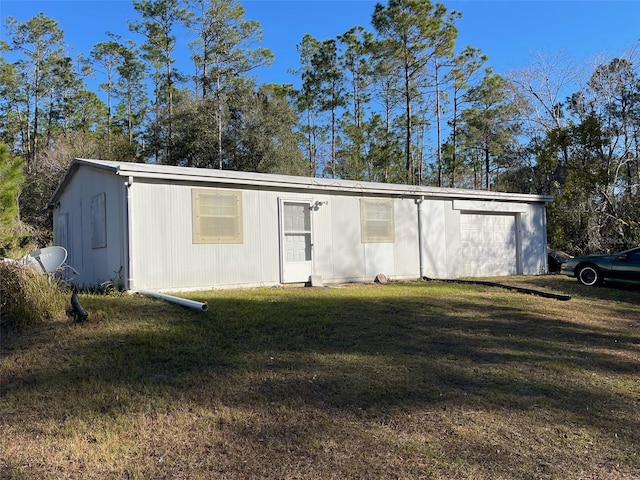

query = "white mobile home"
(48, 159), (552, 292)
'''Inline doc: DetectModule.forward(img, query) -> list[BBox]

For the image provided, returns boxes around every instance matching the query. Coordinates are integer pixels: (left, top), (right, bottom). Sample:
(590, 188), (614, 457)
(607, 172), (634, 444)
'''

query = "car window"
(627, 251), (640, 262)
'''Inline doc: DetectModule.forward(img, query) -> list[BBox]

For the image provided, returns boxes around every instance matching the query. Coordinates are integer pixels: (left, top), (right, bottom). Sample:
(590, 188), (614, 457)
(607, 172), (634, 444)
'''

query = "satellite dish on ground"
(23, 246), (68, 274)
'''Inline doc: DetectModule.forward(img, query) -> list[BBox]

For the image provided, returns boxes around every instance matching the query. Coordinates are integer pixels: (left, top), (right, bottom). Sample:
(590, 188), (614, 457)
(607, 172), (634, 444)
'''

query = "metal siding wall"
(330, 196), (366, 282)
(420, 200), (448, 278)
(131, 182), (282, 290)
(55, 181), (82, 284)
(520, 204), (548, 275)
(55, 167), (125, 288)
(444, 201), (463, 278)
(130, 182), (176, 290)
(364, 243), (393, 279)
(308, 194), (333, 281)
(256, 190), (281, 284)
(393, 198), (420, 279)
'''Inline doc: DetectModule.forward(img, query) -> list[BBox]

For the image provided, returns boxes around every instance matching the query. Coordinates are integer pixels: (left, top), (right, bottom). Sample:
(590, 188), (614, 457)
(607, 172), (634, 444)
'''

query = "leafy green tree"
(360, 112), (404, 183)
(293, 35), (345, 178)
(4, 13), (66, 169)
(50, 56), (105, 138)
(89, 34), (127, 153)
(171, 81), (303, 174)
(368, 46), (404, 183)
(225, 82), (305, 174)
(170, 92), (224, 168)
(459, 72), (521, 190)
(129, 0), (191, 164)
(535, 116), (610, 253)
(425, 9), (460, 187)
(185, 0), (274, 169)
(372, 0), (459, 184)
(588, 58), (639, 191)
(0, 144), (27, 256)
(294, 34), (323, 176)
(312, 39), (345, 178)
(0, 44), (22, 151)
(113, 39), (148, 149)
(443, 46), (486, 187)
(526, 53), (639, 253)
(336, 26), (374, 180)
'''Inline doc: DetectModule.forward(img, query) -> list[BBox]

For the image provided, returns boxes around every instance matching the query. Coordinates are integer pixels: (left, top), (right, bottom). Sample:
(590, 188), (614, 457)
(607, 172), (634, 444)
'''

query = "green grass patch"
(1, 277), (639, 479)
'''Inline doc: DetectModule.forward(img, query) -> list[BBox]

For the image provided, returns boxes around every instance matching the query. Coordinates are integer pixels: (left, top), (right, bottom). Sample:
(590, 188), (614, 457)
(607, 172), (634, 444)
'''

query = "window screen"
(192, 189), (243, 244)
(360, 198), (395, 243)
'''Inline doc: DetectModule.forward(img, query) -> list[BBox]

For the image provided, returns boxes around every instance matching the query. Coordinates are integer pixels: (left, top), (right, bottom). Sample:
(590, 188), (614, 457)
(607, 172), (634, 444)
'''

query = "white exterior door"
(460, 213), (519, 277)
(280, 201), (313, 283)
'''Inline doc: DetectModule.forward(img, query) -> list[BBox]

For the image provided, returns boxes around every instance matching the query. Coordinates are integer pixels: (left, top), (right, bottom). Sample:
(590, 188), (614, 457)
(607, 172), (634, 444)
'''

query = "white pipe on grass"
(139, 290), (209, 312)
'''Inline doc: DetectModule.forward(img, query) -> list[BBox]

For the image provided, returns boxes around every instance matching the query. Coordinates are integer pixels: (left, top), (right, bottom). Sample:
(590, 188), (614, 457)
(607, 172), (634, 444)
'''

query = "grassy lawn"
(1, 276), (639, 479)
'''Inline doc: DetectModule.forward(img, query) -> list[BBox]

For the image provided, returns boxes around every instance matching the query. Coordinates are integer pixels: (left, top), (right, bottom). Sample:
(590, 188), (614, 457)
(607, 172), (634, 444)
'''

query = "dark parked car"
(560, 247), (640, 286)
(547, 248), (572, 273)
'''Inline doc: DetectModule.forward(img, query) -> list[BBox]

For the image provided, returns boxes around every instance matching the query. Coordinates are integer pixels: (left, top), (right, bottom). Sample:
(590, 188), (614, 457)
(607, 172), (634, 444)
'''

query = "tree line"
(0, 0), (638, 255)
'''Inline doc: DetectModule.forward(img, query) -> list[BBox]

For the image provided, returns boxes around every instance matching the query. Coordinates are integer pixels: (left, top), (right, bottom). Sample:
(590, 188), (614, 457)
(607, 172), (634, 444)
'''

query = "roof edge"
(47, 158), (121, 208)
(48, 158), (554, 206)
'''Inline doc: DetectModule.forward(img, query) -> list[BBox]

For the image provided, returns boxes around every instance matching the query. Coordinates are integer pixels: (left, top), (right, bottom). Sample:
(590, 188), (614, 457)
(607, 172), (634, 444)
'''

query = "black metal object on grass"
(422, 277), (572, 301)
(70, 292), (89, 322)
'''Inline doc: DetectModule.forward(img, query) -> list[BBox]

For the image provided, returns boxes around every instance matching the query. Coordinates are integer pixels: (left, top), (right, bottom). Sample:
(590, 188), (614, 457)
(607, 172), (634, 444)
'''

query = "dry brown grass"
(0, 261), (68, 330)
(1, 276), (639, 479)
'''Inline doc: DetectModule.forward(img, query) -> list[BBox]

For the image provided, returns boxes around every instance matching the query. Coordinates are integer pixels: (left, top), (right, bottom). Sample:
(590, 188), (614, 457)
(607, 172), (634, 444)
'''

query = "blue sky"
(1, 0), (639, 89)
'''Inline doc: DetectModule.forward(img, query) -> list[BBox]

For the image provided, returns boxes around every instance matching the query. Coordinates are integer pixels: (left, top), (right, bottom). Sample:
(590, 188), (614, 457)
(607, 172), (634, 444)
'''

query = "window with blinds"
(192, 189), (243, 244)
(360, 198), (395, 243)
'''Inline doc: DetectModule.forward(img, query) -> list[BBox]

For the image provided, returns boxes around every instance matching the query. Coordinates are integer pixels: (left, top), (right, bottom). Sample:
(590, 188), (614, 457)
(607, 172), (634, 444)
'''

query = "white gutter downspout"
(139, 290), (208, 312)
(125, 176), (135, 290)
(416, 197), (425, 279)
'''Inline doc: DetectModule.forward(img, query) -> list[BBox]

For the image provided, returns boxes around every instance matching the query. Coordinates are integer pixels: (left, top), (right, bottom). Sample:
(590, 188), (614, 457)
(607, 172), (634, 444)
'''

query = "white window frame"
(360, 198), (395, 243)
(192, 188), (243, 244)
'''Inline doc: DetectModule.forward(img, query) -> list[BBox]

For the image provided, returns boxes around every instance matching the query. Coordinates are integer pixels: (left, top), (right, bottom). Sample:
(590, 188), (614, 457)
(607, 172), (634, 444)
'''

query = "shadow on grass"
(2, 278), (639, 478)
(3, 280), (638, 417)
(511, 274), (640, 306)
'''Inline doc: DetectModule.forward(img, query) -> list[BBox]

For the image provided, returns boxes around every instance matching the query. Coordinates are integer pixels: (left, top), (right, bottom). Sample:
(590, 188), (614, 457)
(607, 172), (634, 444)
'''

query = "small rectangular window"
(361, 198), (395, 243)
(192, 188), (243, 244)
(91, 193), (107, 249)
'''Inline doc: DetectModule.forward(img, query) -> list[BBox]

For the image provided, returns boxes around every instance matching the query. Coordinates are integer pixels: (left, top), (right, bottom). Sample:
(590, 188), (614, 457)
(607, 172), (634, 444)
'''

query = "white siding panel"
(331, 196), (365, 282)
(364, 243), (394, 279)
(520, 204), (548, 275)
(459, 213), (518, 277)
(131, 182), (178, 289)
(256, 191), (281, 284)
(309, 194), (333, 281)
(420, 201), (448, 278)
(131, 182), (281, 291)
(55, 168), (125, 288)
(393, 198), (420, 279)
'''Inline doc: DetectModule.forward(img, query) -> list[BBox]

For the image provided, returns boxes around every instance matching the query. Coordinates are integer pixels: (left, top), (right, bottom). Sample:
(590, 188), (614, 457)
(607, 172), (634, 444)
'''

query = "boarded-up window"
(192, 189), (243, 244)
(360, 198), (395, 243)
(91, 193), (107, 249)
(56, 212), (69, 250)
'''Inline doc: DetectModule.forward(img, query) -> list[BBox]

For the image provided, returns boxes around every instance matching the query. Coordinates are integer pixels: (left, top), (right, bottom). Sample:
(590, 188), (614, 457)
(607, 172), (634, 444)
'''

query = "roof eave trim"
(47, 158), (121, 208)
(115, 169), (553, 203)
